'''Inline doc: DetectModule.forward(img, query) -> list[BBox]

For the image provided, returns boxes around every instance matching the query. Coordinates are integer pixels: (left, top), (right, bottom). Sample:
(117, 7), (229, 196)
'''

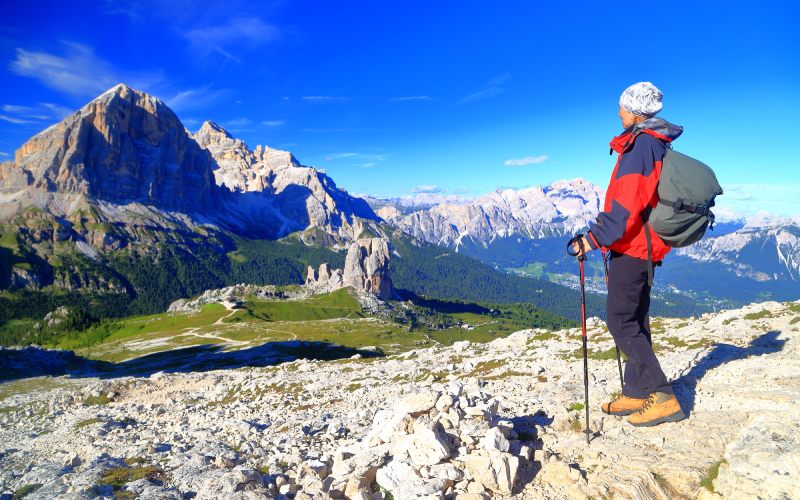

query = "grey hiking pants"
(606, 251), (673, 399)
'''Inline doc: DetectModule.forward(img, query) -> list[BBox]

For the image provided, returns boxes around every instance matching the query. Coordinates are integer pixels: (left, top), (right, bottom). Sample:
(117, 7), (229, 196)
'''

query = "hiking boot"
(628, 392), (686, 427)
(601, 394), (647, 416)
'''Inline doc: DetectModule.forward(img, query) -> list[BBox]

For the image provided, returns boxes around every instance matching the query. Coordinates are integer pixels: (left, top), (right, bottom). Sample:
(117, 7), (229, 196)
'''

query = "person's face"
(619, 105), (638, 129)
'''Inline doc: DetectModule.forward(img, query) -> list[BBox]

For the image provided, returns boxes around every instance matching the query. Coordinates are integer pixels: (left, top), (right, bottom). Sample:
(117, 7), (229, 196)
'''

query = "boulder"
(462, 450), (520, 495)
(407, 422), (451, 467)
(538, 457), (578, 488)
(481, 427), (510, 453)
(194, 467), (267, 498)
(365, 409), (412, 445)
(398, 390), (441, 416)
(376, 459), (450, 499)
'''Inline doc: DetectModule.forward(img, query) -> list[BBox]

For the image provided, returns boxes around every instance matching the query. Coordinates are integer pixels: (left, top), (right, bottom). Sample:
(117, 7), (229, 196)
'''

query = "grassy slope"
(31, 288), (571, 363)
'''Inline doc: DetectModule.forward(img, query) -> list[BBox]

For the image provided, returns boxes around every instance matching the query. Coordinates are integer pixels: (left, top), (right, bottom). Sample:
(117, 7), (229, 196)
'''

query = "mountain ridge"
(1, 84), (603, 332)
(366, 180), (800, 304)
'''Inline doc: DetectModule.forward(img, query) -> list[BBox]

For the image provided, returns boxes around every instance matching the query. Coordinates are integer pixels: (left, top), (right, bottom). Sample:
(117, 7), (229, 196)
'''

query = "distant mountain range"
(1, 84), (796, 327)
(366, 182), (800, 306)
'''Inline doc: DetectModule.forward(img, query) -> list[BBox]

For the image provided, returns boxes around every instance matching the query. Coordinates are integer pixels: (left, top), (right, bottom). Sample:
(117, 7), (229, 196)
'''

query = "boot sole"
(629, 410), (687, 427)
(603, 407), (639, 416)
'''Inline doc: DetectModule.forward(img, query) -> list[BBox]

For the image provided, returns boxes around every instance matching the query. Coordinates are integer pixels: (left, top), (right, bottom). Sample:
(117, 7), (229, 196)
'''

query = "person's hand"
(571, 236), (592, 257)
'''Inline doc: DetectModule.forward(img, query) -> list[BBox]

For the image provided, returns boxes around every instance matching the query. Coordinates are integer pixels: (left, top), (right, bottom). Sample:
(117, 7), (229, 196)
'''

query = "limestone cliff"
(305, 237), (393, 299)
(193, 120), (379, 243)
(7, 84), (219, 213)
(0, 84), (385, 294)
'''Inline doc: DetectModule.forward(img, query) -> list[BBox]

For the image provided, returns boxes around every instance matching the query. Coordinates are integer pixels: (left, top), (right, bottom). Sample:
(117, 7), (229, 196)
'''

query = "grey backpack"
(640, 145), (722, 286)
(648, 147), (723, 248)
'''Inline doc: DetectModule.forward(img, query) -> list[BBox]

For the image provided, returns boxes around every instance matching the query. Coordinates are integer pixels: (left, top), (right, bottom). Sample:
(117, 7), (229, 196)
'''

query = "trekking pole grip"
(566, 233), (586, 260)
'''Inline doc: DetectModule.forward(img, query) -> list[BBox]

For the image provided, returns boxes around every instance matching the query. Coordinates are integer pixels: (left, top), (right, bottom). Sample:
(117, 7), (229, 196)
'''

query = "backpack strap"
(659, 198), (715, 216)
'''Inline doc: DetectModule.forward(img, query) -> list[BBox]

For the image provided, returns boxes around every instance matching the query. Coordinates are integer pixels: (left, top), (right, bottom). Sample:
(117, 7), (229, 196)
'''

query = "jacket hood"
(610, 117), (683, 153)
(632, 117), (684, 141)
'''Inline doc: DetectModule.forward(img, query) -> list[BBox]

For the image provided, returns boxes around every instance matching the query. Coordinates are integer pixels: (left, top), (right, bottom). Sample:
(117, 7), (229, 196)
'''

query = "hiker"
(571, 82), (686, 427)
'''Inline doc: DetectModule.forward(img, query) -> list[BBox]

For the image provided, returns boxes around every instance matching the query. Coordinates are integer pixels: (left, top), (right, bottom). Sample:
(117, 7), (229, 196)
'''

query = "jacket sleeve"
(587, 134), (665, 249)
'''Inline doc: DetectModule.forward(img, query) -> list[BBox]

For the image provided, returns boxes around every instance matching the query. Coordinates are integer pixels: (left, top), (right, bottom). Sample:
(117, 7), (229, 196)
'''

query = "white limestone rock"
(406, 422), (451, 467)
(376, 459), (449, 499)
(481, 427), (510, 453)
(538, 457), (579, 488)
(398, 390), (441, 415)
(462, 449), (520, 495)
(343, 238), (394, 299)
(714, 416), (799, 499)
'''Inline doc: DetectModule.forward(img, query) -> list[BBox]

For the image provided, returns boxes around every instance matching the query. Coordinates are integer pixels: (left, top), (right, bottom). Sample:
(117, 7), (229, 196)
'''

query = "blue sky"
(1, 1), (798, 216)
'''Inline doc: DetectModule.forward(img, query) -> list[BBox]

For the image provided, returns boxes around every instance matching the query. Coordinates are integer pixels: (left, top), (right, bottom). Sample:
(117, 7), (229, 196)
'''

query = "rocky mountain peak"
(6, 83), (219, 213)
(193, 121), (237, 148)
(103, 82), (133, 96)
(2, 83), (381, 249)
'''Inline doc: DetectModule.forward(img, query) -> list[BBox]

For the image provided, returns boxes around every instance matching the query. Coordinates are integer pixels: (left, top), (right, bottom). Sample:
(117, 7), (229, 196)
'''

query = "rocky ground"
(1, 301), (798, 499)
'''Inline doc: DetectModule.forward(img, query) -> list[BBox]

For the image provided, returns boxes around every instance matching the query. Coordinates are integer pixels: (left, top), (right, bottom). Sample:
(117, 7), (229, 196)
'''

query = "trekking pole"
(601, 248), (624, 390)
(566, 234), (591, 445)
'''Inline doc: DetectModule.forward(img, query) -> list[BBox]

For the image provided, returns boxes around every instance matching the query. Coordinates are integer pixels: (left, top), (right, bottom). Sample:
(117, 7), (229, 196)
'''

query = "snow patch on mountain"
(677, 224), (800, 281)
(371, 179), (604, 248)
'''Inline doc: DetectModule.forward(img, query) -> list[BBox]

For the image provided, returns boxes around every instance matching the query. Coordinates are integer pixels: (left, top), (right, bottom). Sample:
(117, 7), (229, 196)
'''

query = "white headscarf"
(619, 82), (663, 117)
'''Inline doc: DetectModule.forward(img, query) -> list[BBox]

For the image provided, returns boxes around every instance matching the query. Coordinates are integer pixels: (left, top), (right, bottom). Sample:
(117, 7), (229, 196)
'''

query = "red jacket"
(587, 118), (684, 261)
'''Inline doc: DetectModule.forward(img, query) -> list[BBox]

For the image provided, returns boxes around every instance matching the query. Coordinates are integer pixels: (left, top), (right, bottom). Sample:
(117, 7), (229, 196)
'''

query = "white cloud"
(460, 87), (505, 104)
(9, 42), (162, 98)
(0, 114), (36, 125)
(325, 152), (386, 162)
(301, 96), (350, 103)
(164, 84), (232, 112)
(390, 96), (433, 102)
(224, 118), (252, 128)
(0, 151), (10, 158)
(412, 184), (445, 194)
(487, 73), (511, 86)
(459, 73), (510, 104)
(1, 105), (33, 114)
(324, 152), (387, 168)
(325, 152), (359, 160)
(303, 127), (394, 133)
(185, 17), (279, 62)
(0, 102), (74, 125)
(715, 183), (800, 217)
(504, 155), (549, 166)
(261, 120), (285, 127)
(40, 103), (73, 118)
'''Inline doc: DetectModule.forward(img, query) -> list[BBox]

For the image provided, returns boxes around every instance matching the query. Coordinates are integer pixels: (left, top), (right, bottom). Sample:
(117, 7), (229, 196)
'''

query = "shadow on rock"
(672, 330), (785, 417)
(0, 340), (384, 382)
(507, 412), (550, 494)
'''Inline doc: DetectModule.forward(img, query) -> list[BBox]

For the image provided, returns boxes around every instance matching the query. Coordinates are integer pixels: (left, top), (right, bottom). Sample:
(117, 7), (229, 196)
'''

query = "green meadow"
(11, 288), (572, 364)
